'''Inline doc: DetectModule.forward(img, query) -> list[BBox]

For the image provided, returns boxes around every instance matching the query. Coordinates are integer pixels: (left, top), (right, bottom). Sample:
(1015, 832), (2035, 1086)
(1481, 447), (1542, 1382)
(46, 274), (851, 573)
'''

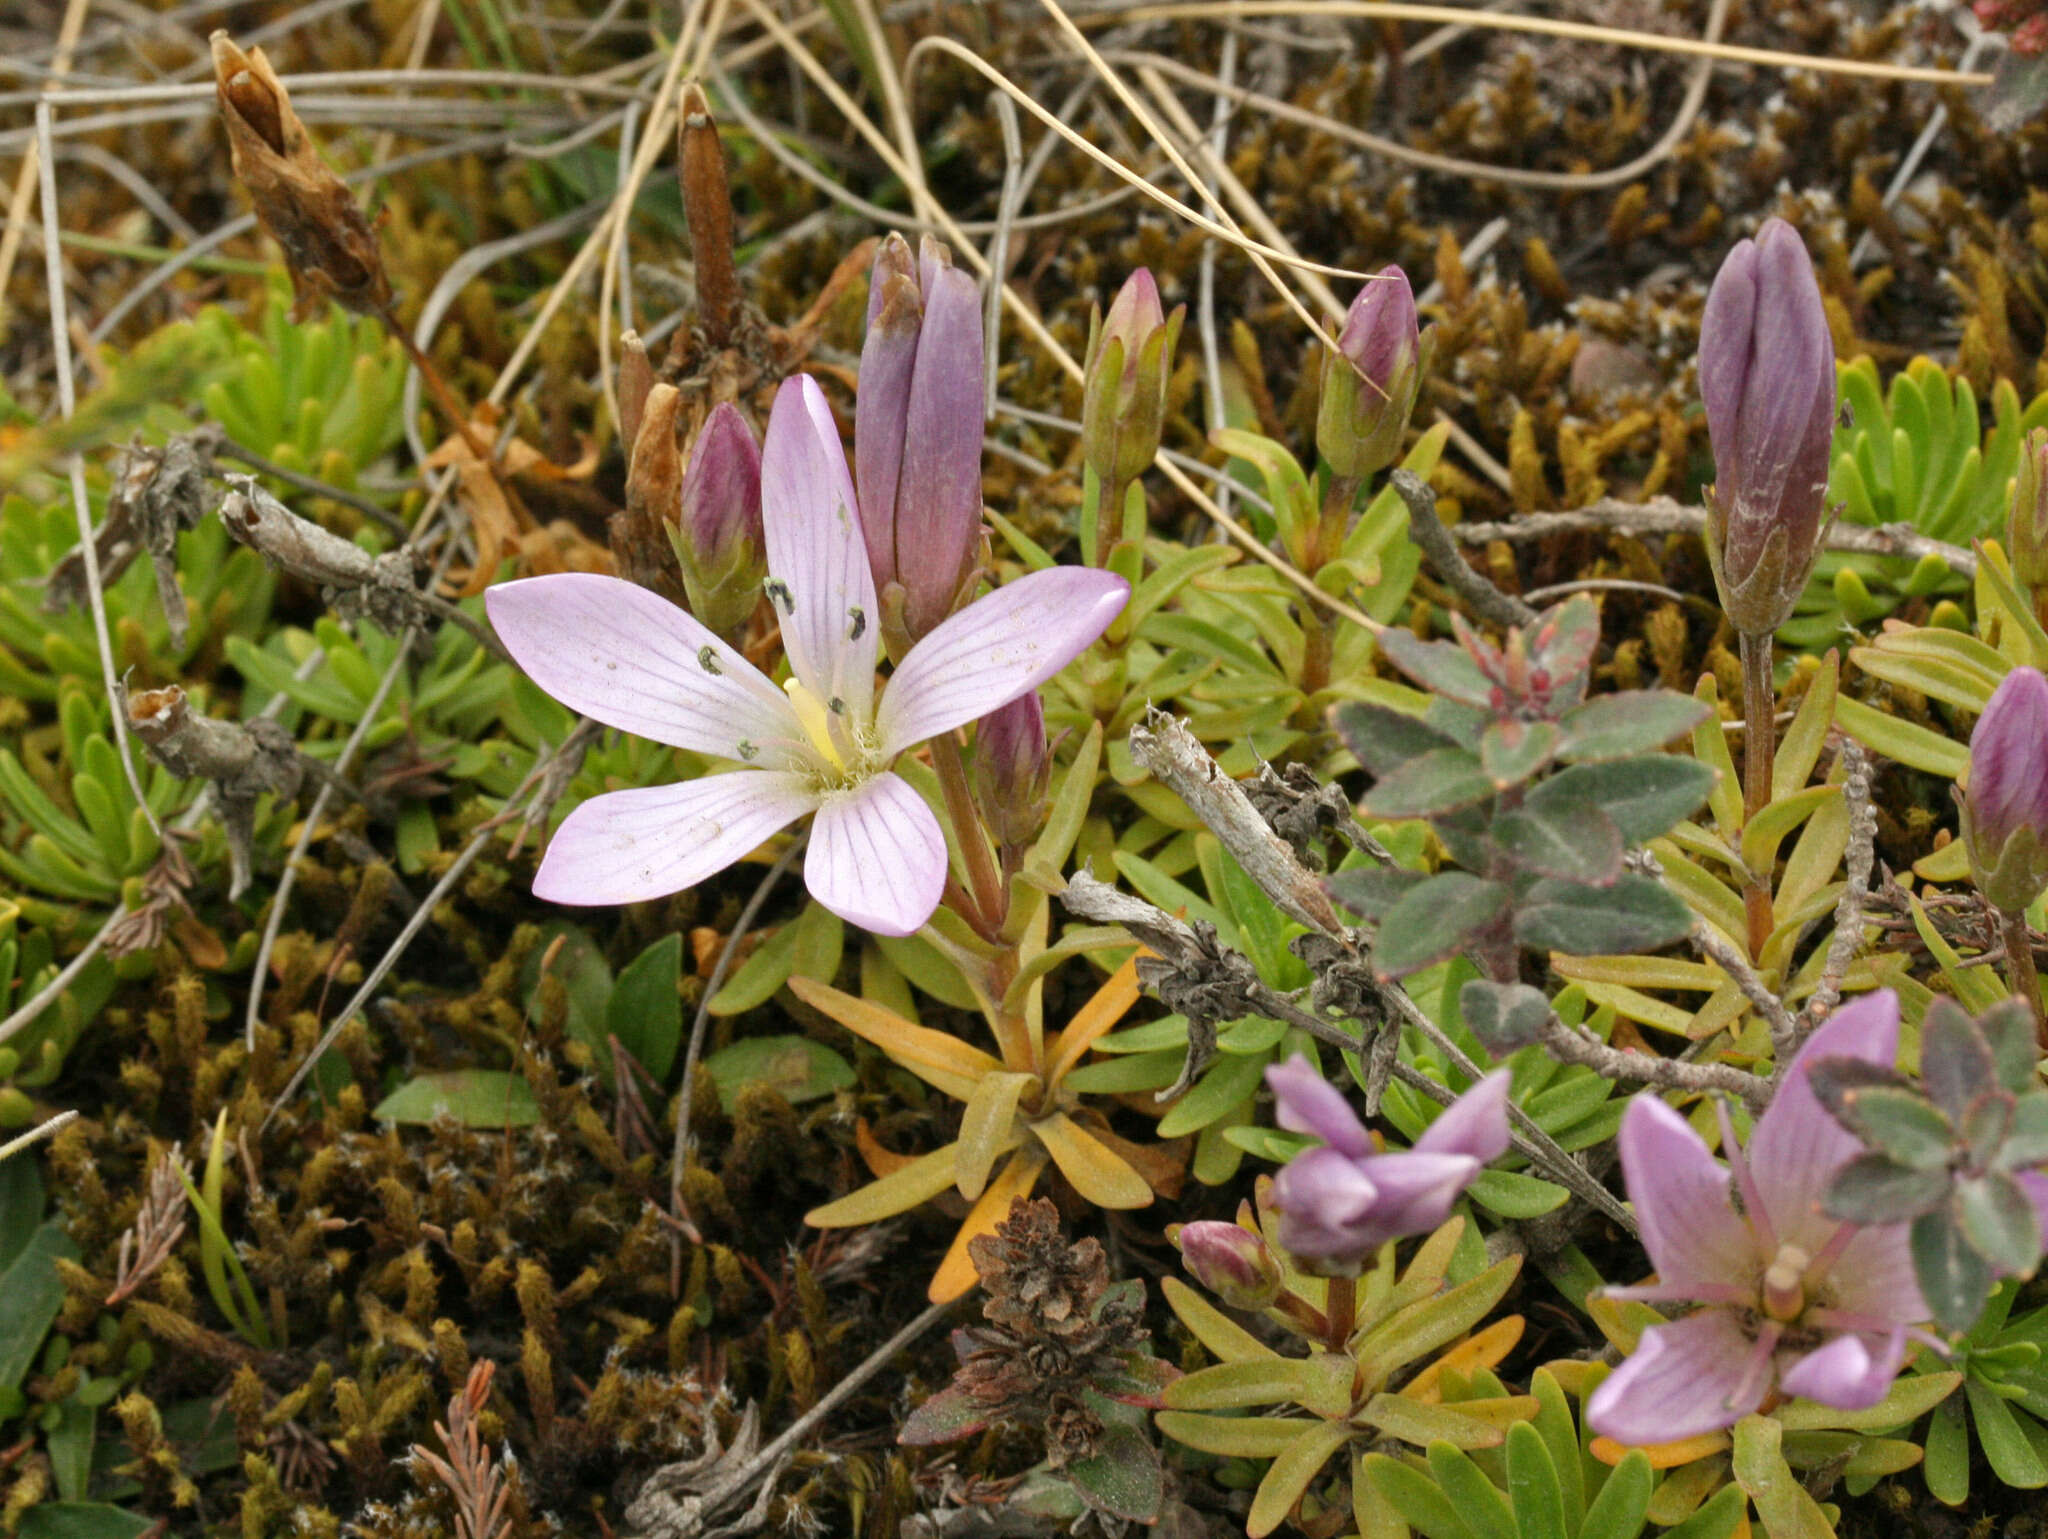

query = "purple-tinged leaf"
(1914, 1207), (1996, 1333)
(1511, 874), (1690, 956)
(1329, 701), (1461, 778)
(897, 1384), (996, 1446)
(1374, 873), (1511, 978)
(1361, 748), (1494, 820)
(1556, 691), (1710, 762)
(1491, 803), (1623, 885)
(1479, 717), (1561, 788)
(1523, 756), (1713, 846)
(1922, 997), (2000, 1121)
(1823, 1153), (1952, 1225)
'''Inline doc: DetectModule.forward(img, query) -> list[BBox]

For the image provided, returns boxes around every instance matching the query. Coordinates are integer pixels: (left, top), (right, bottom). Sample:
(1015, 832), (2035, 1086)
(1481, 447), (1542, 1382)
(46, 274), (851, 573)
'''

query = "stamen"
(1801, 1220), (1861, 1290)
(1603, 1281), (1752, 1307)
(783, 679), (845, 769)
(1761, 1244), (1810, 1322)
(1716, 1099), (1778, 1253)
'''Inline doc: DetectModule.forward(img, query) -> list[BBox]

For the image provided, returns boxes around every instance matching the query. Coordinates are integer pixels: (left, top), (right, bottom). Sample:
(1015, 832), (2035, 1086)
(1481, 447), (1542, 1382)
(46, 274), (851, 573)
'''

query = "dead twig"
(107, 1148), (191, 1306)
(1390, 468), (1539, 630)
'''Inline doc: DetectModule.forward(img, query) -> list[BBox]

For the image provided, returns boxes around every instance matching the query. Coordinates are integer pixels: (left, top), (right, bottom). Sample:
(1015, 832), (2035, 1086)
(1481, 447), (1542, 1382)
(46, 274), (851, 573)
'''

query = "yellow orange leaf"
(1590, 1430), (1732, 1469)
(929, 1149), (1047, 1302)
(1044, 952), (1146, 1088)
(855, 1119), (918, 1178)
(1034, 1110), (1153, 1209)
(954, 1071), (1035, 1201)
(805, 1141), (960, 1228)
(1404, 1315), (1526, 1403)
(789, 977), (1001, 1101)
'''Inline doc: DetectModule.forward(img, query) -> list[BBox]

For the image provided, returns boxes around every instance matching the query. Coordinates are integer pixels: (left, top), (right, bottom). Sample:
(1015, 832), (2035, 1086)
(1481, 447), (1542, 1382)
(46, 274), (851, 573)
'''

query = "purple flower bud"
(1962, 665), (2048, 914)
(669, 400), (764, 642)
(1081, 269), (1184, 490)
(1317, 265), (1429, 479)
(1698, 218), (1837, 636)
(971, 691), (1051, 849)
(1175, 1221), (1283, 1310)
(2010, 428), (2048, 601)
(856, 233), (986, 647)
(1265, 1055), (1510, 1274)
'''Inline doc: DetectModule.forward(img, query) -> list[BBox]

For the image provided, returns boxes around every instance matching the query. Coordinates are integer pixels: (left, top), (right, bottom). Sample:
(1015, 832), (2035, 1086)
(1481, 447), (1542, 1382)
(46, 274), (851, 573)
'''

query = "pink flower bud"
(1081, 269), (1184, 488)
(971, 691), (1051, 848)
(1175, 1221), (1283, 1310)
(856, 233), (986, 646)
(2010, 428), (2048, 600)
(1698, 218), (1837, 636)
(1317, 265), (1428, 479)
(1962, 665), (2048, 914)
(669, 401), (763, 641)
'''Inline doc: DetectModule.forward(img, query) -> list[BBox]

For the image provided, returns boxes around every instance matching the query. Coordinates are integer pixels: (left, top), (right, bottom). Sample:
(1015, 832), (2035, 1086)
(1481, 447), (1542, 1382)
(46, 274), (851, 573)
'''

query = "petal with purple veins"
(804, 771), (948, 936)
(761, 375), (878, 721)
(1616, 1096), (1755, 1295)
(1265, 1055), (1371, 1157)
(1825, 1223), (1928, 1329)
(535, 771), (816, 906)
(485, 573), (794, 760)
(1587, 1310), (1767, 1445)
(877, 567), (1129, 754)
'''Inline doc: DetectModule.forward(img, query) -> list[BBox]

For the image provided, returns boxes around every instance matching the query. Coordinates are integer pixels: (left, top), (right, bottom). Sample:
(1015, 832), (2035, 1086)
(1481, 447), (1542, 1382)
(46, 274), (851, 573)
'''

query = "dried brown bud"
(610, 383), (688, 606)
(129, 684), (303, 901)
(617, 330), (654, 451)
(211, 32), (391, 321)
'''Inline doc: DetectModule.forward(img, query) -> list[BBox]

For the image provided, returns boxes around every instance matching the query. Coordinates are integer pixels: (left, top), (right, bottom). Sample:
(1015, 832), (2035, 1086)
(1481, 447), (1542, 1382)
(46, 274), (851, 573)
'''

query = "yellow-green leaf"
(1032, 1111), (1153, 1208)
(1161, 1276), (1279, 1364)
(954, 1071), (1034, 1201)
(805, 1142), (962, 1228)
(1248, 1420), (1352, 1539)
(787, 977), (1000, 1101)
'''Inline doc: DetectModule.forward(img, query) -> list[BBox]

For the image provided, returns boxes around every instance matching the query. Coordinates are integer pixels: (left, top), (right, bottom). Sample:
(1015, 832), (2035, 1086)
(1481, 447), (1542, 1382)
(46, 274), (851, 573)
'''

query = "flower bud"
(1697, 218), (1837, 637)
(971, 692), (1052, 849)
(669, 401), (764, 642)
(1081, 269), (1185, 490)
(1961, 665), (2048, 914)
(1175, 1221), (1283, 1310)
(211, 33), (391, 322)
(2009, 428), (2048, 601)
(856, 234), (986, 647)
(1317, 265), (1429, 480)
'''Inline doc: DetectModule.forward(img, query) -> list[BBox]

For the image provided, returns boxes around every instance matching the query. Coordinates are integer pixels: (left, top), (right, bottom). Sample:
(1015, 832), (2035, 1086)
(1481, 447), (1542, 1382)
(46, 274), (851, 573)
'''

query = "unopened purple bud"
(1698, 218), (1837, 637)
(856, 234), (986, 648)
(1962, 665), (2048, 914)
(670, 400), (763, 641)
(1175, 1221), (1283, 1310)
(2009, 429), (2048, 600)
(1317, 265), (1428, 479)
(971, 691), (1051, 848)
(1082, 269), (1184, 489)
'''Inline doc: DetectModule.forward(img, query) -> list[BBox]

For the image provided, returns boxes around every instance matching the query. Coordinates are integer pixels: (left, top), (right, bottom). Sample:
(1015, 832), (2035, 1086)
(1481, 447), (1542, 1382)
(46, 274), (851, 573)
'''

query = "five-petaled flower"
(486, 374), (1128, 937)
(1588, 990), (1929, 1445)
(1265, 1055), (1511, 1275)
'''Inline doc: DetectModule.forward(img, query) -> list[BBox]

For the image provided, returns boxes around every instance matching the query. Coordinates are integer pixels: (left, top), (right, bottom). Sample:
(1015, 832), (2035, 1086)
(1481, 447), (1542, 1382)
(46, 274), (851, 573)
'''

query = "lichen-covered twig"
(1390, 468), (1540, 630)
(45, 429), (220, 649)
(1797, 736), (1877, 1036)
(1533, 1012), (1769, 1109)
(1451, 496), (1978, 578)
(128, 684), (304, 902)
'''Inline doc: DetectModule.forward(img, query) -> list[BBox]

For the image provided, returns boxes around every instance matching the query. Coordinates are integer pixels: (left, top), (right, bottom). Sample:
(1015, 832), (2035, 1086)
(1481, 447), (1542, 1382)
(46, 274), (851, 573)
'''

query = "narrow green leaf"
(1577, 1448), (1652, 1539)
(1506, 1421), (1568, 1539)
(1247, 1420), (1352, 1539)
(1426, 1441), (1517, 1539)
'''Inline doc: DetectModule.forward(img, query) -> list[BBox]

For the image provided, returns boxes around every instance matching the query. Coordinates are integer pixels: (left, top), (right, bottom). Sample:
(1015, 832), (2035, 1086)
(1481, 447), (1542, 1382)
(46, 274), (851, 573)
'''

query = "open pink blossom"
(485, 375), (1127, 936)
(1588, 991), (1929, 1446)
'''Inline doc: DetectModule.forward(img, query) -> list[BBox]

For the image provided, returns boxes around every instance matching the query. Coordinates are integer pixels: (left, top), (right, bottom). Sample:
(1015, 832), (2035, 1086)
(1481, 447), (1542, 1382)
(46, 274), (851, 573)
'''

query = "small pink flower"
(486, 375), (1126, 936)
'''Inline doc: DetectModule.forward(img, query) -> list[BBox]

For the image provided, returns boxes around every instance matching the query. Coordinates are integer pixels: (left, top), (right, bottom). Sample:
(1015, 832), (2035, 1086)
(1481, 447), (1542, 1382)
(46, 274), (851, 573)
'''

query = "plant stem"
(1738, 629), (1777, 960)
(929, 729), (1008, 940)
(2001, 906), (2046, 1047)
(1325, 1273), (1357, 1350)
(380, 308), (537, 529)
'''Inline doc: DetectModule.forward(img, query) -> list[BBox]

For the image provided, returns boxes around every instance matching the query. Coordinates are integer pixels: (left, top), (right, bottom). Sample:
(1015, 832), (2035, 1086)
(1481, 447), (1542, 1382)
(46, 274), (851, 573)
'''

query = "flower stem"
(1738, 629), (1777, 960)
(2001, 905), (2046, 1047)
(1325, 1274), (1357, 1351)
(929, 729), (1007, 940)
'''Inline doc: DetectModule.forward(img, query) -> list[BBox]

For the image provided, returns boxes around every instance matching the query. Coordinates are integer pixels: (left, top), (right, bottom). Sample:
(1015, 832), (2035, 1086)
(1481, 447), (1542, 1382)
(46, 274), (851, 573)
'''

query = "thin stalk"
(928, 730), (1007, 939)
(1325, 1273), (1356, 1350)
(1738, 629), (1777, 960)
(379, 308), (537, 529)
(2001, 907), (2046, 1048)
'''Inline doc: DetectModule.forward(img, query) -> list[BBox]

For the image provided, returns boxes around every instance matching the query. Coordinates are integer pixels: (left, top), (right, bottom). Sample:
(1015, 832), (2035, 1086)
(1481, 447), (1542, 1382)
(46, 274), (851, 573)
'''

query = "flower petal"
(805, 770), (947, 936)
(1778, 1328), (1906, 1411)
(1587, 1310), (1768, 1444)
(1616, 1095), (1755, 1294)
(1827, 1224), (1929, 1327)
(876, 567), (1129, 754)
(1338, 1150), (1481, 1248)
(1270, 1147), (1381, 1263)
(1265, 1055), (1371, 1157)
(1748, 990), (1901, 1252)
(485, 573), (795, 759)
(535, 771), (815, 905)
(1414, 1069), (1512, 1163)
(761, 375), (878, 722)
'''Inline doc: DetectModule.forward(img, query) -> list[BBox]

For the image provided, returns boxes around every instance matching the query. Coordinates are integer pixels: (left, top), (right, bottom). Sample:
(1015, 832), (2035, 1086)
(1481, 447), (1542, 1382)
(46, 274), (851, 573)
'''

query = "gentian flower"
(970, 691), (1051, 850)
(1175, 1219), (1283, 1310)
(1265, 1055), (1511, 1274)
(1081, 268), (1183, 492)
(1317, 264), (1429, 480)
(486, 375), (1128, 936)
(1960, 665), (2048, 916)
(1588, 991), (1928, 1445)
(1697, 217), (1837, 637)
(669, 400), (765, 642)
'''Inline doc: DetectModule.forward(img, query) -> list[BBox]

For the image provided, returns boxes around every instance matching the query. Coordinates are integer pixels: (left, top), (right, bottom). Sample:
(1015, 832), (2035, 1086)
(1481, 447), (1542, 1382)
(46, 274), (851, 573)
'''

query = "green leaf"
(1506, 1421), (1568, 1539)
(1490, 803), (1623, 885)
(898, 1384), (995, 1446)
(1479, 718), (1561, 789)
(1578, 1449), (1653, 1539)
(17, 1505), (153, 1539)
(1468, 1168), (1568, 1220)
(0, 1221), (77, 1391)
(1731, 1414), (1834, 1539)
(1524, 756), (1714, 846)
(1157, 1049), (1264, 1138)
(1832, 1085), (1953, 1169)
(1458, 980), (1552, 1054)
(1374, 873), (1512, 978)
(1361, 1394), (1510, 1450)
(1363, 748), (1496, 819)
(47, 1398), (93, 1502)
(1328, 866), (1427, 921)
(1363, 1450), (1474, 1539)
(1823, 1154), (1951, 1225)
(1065, 1417), (1163, 1521)
(1426, 1442), (1516, 1539)
(702, 1035), (855, 1111)
(1376, 629), (1495, 707)
(1248, 1420), (1352, 1539)
(1922, 1391), (1969, 1505)
(1355, 1257), (1522, 1382)
(1966, 1373), (2048, 1487)
(1512, 875), (1692, 956)
(518, 922), (611, 1048)
(1164, 1355), (1353, 1417)
(1957, 1172), (2044, 1279)
(709, 901), (843, 1016)
(1913, 1207), (1995, 1334)
(1332, 702), (1463, 777)
(373, 1070), (542, 1128)
(606, 933), (682, 1082)
(1655, 1485), (1746, 1539)
(1557, 691), (1709, 761)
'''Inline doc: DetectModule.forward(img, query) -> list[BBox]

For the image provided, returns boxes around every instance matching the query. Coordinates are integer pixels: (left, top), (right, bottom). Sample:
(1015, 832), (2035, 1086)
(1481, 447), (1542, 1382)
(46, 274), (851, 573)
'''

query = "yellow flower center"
(784, 678), (846, 770)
